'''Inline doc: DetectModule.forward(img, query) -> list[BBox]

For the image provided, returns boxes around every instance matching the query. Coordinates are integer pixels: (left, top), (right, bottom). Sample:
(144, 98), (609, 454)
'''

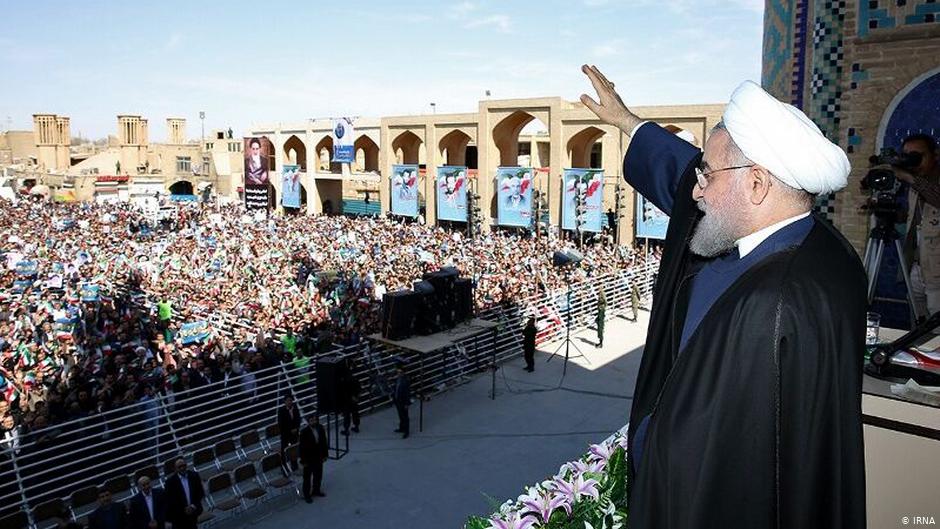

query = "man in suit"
(164, 458), (205, 529)
(87, 488), (127, 529)
(392, 364), (410, 439)
(128, 476), (167, 529)
(277, 394), (301, 469)
(298, 414), (328, 503)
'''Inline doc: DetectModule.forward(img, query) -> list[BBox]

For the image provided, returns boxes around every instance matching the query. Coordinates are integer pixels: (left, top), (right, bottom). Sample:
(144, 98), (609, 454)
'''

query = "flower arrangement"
(465, 429), (629, 529)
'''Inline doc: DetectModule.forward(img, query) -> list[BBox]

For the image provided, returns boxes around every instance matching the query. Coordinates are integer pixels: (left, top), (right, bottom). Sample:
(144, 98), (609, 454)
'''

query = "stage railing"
(0, 262), (658, 527)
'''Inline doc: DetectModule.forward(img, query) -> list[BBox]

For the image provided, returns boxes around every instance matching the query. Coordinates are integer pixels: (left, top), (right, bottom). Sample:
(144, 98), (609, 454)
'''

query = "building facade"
(763, 0), (940, 250)
(252, 98), (724, 245)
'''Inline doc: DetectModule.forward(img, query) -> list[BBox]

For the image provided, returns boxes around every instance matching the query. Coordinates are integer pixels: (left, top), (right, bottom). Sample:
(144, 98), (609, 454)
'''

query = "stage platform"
(367, 318), (500, 353)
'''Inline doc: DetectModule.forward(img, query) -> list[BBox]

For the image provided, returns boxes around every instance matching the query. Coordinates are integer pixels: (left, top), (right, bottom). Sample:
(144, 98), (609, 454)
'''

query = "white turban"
(722, 81), (850, 195)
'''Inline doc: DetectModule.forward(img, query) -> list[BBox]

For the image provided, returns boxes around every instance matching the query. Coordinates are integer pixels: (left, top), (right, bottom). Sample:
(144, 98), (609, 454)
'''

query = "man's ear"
(747, 165), (773, 205)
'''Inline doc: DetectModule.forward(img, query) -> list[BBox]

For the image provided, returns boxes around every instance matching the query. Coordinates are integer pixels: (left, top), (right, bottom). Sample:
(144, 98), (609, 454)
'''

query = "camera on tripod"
(860, 148), (921, 217)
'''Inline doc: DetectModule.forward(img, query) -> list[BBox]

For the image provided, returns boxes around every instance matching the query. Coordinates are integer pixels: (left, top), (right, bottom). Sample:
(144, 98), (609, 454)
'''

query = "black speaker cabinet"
(382, 290), (418, 340)
(454, 278), (474, 323)
(315, 354), (349, 414)
(412, 281), (439, 335)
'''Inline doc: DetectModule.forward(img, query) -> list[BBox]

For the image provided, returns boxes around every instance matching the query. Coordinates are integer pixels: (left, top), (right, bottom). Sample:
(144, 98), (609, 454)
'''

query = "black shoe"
(394, 428), (403, 433)
(352, 426), (360, 433)
(402, 432), (409, 439)
(315, 491), (326, 497)
(525, 366), (534, 372)
(305, 497), (313, 504)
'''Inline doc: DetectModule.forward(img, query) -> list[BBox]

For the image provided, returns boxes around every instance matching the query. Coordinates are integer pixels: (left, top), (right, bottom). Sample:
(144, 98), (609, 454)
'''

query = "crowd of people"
(0, 196), (656, 453)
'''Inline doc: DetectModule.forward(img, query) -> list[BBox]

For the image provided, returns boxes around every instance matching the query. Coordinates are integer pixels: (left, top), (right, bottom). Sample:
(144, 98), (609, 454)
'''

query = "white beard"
(689, 188), (750, 258)
(251, 154), (261, 167)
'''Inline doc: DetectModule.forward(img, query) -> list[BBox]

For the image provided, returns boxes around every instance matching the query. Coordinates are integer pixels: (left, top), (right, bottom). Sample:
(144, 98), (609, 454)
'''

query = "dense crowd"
(0, 196), (655, 444)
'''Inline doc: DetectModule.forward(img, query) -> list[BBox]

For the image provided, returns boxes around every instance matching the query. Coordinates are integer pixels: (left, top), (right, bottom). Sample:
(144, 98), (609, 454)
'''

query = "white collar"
(735, 212), (811, 258)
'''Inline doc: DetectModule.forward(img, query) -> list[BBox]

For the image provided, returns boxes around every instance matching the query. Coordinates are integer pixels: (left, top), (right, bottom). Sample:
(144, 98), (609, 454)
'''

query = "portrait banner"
(333, 118), (355, 163)
(80, 283), (100, 302)
(15, 260), (38, 277)
(635, 194), (669, 240)
(436, 165), (468, 222)
(496, 167), (534, 228)
(281, 164), (301, 209)
(245, 184), (270, 211)
(180, 321), (211, 344)
(561, 168), (604, 232)
(243, 136), (272, 186)
(390, 164), (419, 217)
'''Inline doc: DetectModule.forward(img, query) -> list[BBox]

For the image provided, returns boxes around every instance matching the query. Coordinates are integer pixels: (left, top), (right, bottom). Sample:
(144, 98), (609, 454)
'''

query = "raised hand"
(579, 64), (642, 134)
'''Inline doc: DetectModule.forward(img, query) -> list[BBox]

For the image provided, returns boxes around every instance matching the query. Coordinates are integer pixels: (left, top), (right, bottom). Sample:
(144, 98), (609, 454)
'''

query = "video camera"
(861, 147), (922, 218)
(862, 148), (922, 192)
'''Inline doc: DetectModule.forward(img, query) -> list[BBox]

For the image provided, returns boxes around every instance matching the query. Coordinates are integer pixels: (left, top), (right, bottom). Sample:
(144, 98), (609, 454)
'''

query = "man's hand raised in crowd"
(579, 64), (643, 135)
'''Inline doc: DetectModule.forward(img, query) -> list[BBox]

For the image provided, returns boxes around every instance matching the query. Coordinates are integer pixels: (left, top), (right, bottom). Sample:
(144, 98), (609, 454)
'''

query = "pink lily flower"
(521, 489), (571, 523)
(488, 512), (538, 529)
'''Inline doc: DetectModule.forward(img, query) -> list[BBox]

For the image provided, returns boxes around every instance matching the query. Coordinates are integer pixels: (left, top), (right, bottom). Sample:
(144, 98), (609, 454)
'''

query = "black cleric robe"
(624, 122), (867, 528)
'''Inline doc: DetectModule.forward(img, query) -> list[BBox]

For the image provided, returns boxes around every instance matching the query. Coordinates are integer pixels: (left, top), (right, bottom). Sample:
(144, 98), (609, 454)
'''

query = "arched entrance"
(391, 130), (423, 165)
(492, 110), (550, 166)
(871, 67), (940, 330)
(169, 180), (194, 195)
(567, 126), (605, 169)
(315, 136), (338, 173)
(877, 67), (940, 151)
(492, 111), (550, 220)
(438, 130), (473, 167)
(284, 135), (307, 171)
(353, 135), (379, 172)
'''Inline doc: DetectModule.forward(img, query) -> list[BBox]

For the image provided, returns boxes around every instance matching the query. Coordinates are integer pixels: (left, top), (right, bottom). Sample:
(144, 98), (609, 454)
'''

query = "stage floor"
(367, 318), (500, 353)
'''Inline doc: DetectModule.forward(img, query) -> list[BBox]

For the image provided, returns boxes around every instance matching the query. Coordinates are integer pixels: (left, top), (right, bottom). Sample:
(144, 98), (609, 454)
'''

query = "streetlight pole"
(430, 103), (436, 115)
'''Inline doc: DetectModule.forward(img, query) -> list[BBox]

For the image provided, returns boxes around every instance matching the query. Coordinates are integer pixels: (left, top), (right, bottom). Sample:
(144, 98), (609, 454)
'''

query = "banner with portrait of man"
(243, 136), (272, 186)
(635, 194), (669, 240)
(561, 168), (604, 232)
(496, 167), (534, 228)
(281, 164), (301, 209)
(390, 164), (419, 217)
(436, 166), (468, 222)
(332, 118), (355, 164)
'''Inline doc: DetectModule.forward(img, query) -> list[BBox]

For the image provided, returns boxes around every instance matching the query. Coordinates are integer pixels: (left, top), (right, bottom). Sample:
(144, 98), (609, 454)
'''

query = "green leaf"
(464, 515), (490, 529)
(606, 447), (628, 508)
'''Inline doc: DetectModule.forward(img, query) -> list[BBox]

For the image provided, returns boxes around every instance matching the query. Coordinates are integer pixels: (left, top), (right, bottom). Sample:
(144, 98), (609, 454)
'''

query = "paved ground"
(218, 312), (649, 529)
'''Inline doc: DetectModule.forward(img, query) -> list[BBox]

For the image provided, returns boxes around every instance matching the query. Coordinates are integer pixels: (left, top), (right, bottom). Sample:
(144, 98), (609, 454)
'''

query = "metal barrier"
(0, 262), (658, 528)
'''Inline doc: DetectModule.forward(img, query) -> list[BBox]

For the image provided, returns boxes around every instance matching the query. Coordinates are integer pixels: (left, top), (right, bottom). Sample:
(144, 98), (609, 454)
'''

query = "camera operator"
(893, 134), (940, 319)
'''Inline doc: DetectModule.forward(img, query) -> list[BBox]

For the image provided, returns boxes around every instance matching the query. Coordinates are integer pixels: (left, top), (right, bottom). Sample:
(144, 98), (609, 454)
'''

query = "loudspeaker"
(454, 278), (473, 323)
(315, 355), (349, 414)
(425, 269), (458, 328)
(412, 280), (439, 335)
(382, 290), (418, 340)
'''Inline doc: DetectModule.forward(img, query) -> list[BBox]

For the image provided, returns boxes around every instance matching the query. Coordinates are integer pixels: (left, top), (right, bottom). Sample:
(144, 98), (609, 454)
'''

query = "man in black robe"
(580, 64), (866, 528)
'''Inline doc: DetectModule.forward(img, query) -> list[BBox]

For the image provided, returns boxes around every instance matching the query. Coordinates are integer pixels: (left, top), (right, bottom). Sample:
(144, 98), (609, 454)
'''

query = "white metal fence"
(0, 261), (658, 529)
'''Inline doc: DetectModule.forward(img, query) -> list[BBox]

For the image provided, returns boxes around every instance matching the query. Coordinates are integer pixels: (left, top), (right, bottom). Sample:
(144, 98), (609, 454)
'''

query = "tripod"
(862, 212), (916, 319)
(546, 270), (589, 375)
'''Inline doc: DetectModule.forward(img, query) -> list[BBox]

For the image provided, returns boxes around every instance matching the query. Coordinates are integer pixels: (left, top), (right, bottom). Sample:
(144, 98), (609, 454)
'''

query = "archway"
(315, 136), (337, 172)
(283, 135), (307, 171)
(391, 130), (423, 165)
(353, 135), (379, 173)
(169, 180), (194, 195)
(871, 67), (940, 330)
(493, 111), (549, 166)
(877, 67), (940, 151)
(438, 130), (473, 167)
(567, 126), (605, 169)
